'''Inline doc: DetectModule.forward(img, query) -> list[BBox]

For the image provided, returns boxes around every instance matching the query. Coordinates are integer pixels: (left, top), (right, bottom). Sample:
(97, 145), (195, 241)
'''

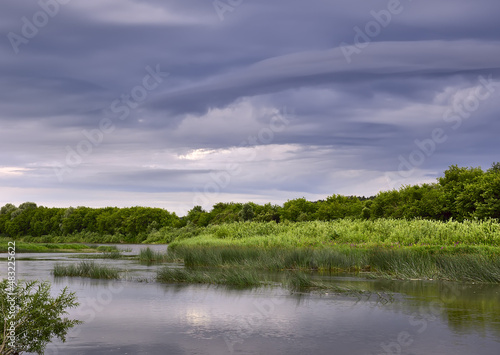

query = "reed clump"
(157, 267), (366, 294)
(53, 261), (120, 279)
(157, 267), (262, 288)
(139, 247), (169, 263)
(165, 245), (500, 283)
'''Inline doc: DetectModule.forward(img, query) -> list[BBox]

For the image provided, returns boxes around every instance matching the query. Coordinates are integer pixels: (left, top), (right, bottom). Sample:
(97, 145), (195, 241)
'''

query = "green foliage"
(168, 219), (500, 250)
(253, 203), (281, 223)
(142, 224), (202, 244)
(0, 204), (180, 241)
(208, 202), (242, 224)
(280, 198), (317, 222)
(2, 163), (500, 243)
(185, 206), (211, 226)
(166, 244), (500, 283)
(0, 240), (94, 253)
(0, 204), (16, 216)
(238, 203), (255, 222)
(0, 279), (82, 355)
(488, 162), (500, 173)
(438, 165), (485, 220)
(315, 195), (364, 220)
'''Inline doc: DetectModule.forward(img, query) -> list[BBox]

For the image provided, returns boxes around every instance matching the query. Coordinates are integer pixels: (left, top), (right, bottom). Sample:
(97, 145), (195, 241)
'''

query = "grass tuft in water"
(284, 271), (318, 291)
(157, 267), (262, 288)
(53, 261), (120, 279)
(139, 247), (168, 263)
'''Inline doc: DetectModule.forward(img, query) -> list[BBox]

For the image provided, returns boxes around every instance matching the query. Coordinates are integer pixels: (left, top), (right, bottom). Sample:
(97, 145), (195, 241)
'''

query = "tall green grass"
(157, 268), (262, 288)
(20, 232), (124, 244)
(166, 245), (500, 283)
(138, 247), (169, 263)
(168, 219), (500, 249)
(0, 239), (96, 253)
(53, 261), (120, 279)
(157, 267), (369, 294)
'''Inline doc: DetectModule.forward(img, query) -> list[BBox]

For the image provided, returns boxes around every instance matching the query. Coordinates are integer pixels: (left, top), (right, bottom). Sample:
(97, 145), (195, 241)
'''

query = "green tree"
(488, 162), (500, 173)
(438, 165), (484, 220)
(397, 183), (446, 220)
(280, 198), (317, 222)
(17, 202), (37, 211)
(370, 190), (403, 219)
(0, 280), (82, 355)
(315, 195), (363, 220)
(186, 206), (211, 226)
(253, 203), (281, 223)
(0, 205), (16, 216)
(458, 169), (500, 220)
(239, 203), (255, 222)
(209, 202), (242, 224)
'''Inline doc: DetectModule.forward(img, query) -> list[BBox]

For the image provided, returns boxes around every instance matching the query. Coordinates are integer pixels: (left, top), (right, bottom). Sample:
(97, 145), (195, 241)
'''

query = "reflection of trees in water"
(436, 283), (500, 337)
(357, 279), (500, 337)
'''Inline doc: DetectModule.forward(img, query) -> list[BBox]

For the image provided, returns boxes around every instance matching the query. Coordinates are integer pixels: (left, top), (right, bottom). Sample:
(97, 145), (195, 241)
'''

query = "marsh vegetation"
(53, 261), (120, 279)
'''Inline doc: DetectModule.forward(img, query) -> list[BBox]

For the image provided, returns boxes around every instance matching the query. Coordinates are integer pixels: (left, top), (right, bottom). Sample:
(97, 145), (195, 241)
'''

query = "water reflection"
(326, 277), (500, 338)
(1, 247), (498, 355)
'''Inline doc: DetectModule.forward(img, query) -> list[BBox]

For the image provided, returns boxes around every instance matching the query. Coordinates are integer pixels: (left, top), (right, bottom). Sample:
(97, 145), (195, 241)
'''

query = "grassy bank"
(7, 219), (500, 283)
(162, 220), (500, 283)
(53, 261), (120, 279)
(168, 219), (500, 249)
(6, 219), (500, 248)
(166, 245), (500, 283)
(0, 239), (98, 253)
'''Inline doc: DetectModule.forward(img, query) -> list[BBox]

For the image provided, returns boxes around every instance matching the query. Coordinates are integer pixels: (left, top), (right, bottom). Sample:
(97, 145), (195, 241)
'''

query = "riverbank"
(163, 244), (500, 283)
(7, 218), (500, 247)
(159, 220), (500, 283)
(5, 219), (500, 283)
(10, 251), (500, 355)
(0, 239), (99, 253)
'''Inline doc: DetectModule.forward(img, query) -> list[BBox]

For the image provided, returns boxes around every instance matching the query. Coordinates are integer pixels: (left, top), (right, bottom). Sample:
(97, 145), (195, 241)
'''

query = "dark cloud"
(1, 0), (499, 212)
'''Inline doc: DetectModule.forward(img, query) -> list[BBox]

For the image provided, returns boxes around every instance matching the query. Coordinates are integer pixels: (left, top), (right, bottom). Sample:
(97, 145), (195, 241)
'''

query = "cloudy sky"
(1, 0), (499, 215)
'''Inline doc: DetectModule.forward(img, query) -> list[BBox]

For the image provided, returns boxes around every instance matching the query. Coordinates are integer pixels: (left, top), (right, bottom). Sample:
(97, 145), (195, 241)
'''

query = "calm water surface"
(2, 244), (499, 355)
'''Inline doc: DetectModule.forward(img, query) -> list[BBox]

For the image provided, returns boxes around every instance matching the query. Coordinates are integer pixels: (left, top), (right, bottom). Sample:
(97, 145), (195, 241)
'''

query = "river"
(2, 244), (499, 355)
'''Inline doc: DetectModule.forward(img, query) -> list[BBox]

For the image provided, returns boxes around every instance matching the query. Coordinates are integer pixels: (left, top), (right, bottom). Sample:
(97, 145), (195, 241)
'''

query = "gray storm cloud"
(1, 0), (499, 213)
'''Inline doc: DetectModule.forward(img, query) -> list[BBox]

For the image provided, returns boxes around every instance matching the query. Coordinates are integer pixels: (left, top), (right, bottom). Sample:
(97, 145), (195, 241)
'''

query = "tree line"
(1, 163), (499, 241)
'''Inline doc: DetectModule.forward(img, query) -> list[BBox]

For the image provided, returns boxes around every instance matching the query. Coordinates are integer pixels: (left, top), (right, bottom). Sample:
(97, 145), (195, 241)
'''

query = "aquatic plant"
(138, 247), (169, 263)
(165, 245), (500, 283)
(157, 268), (262, 288)
(53, 261), (120, 279)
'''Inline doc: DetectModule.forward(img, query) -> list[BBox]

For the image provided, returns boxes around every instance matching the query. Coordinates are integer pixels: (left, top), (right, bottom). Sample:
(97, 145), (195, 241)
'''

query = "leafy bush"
(0, 280), (82, 354)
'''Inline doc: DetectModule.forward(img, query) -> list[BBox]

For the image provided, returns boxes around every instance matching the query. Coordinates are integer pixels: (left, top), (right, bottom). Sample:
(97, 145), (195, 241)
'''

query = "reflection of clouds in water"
(183, 308), (213, 327)
(10, 254), (500, 354)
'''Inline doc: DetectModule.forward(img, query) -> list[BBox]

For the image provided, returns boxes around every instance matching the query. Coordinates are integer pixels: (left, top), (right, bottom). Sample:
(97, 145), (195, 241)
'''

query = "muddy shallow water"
(2, 244), (499, 355)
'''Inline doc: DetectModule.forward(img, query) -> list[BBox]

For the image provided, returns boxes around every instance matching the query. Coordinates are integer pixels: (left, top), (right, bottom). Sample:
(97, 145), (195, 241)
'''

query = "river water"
(2, 244), (499, 355)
